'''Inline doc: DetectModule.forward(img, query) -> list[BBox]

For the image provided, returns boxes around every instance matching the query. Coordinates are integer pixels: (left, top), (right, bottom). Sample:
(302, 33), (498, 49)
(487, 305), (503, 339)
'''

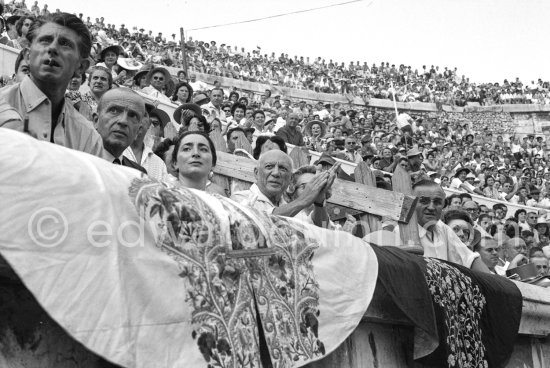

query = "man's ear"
(254, 167), (259, 181)
(76, 58), (90, 80)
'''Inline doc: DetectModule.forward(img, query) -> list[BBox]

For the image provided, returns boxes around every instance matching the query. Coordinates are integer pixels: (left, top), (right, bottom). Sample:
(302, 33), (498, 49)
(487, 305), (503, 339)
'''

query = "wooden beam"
(214, 152), (417, 223)
(391, 166), (423, 254)
(354, 162), (380, 233)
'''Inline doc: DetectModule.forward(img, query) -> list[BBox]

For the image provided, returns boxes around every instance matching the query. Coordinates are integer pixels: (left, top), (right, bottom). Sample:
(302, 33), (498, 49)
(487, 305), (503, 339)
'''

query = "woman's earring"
(208, 171), (214, 180)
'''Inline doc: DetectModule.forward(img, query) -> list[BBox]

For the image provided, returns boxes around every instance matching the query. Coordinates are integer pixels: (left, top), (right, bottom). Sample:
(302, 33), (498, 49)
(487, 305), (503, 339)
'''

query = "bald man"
(276, 112), (304, 146)
(231, 150), (331, 219)
(95, 88), (147, 173)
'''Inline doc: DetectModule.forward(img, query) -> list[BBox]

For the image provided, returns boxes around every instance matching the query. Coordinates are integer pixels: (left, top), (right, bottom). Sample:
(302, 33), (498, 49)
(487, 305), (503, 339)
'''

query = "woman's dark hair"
(27, 13), (92, 59)
(443, 209), (473, 226)
(484, 175), (494, 187)
(15, 16), (35, 37)
(445, 194), (461, 208)
(172, 82), (193, 103)
(253, 135), (288, 160)
(153, 138), (175, 161)
(477, 213), (491, 224)
(514, 209), (526, 219)
(231, 102), (247, 116)
(229, 91), (240, 100)
(172, 131), (217, 167)
(14, 48), (29, 73)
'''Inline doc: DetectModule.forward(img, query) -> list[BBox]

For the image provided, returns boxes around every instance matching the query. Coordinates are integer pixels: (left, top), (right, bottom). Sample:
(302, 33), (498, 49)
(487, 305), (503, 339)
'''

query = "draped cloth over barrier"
(0, 130), (378, 367)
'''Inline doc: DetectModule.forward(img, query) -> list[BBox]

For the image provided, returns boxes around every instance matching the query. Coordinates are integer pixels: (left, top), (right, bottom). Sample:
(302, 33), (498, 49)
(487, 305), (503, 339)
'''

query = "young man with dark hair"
(0, 12), (104, 158)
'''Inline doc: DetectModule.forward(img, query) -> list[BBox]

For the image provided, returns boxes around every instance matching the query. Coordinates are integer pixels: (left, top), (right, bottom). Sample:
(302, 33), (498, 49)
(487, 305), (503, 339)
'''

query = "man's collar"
(250, 183), (286, 207)
(103, 149), (123, 163)
(20, 76), (49, 113)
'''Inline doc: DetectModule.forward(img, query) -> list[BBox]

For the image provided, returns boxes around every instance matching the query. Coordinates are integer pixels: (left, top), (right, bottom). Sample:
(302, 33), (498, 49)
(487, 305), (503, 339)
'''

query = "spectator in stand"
(203, 87), (225, 124)
(474, 236), (501, 273)
(123, 107), (168, 181)
(231, 150), (335, 219)
(171, 81), (193, 106)
(95, 88), (147, 173)
(80, 65), (112, 121)
(13, 47), (30, 82)
(0, 12), (105, 157)
(141, 66), (172, 104)
(276, 112), (304, 146)
(14, 15), (34, 49)
(95, 44), (124, 83)
(252, 135), (287, 160)
(170, 131), (226, 196)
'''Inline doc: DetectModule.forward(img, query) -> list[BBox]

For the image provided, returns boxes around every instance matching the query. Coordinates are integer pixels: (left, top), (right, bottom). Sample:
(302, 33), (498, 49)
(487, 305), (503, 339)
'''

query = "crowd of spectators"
(1, 1), (550, 282)
(3, 0), (550, 106)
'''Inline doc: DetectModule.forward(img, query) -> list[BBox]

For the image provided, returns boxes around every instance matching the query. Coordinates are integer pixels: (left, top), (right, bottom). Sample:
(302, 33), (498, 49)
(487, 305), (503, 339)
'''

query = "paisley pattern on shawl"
(130, 178), (325, 367)
(130, 178), (260, 368)
(424, 258), (488, 368)
(219, 199), (326, 366)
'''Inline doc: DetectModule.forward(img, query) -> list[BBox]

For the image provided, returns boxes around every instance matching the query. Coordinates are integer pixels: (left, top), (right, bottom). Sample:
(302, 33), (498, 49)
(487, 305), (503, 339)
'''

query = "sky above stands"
(41, 0), (550, 84)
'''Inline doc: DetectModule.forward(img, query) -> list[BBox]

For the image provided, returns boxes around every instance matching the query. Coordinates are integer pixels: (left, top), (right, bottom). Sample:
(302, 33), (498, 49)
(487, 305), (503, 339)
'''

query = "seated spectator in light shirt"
(410, 180), (489, 271)
(140, 67), (173, 104)
(123, 108), (168, 181)
(230, 150), (334, 219)
(449, 168), (483, 195)
(0, 12), (105, 158)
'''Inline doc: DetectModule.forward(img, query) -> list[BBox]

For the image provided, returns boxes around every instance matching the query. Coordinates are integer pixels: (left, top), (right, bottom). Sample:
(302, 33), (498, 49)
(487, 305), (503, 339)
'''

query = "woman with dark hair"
(483, 176), (500, 199)
(443, 209), (474, 247)
(229, 91), (240, 103)
(15, 15), (34, 48)
(445, 194), (462, 209)
(252, 135), (287, 160)
(170, 131), (225, 196)
(514, 209), (530, 232)
(172, 82), (194, 105)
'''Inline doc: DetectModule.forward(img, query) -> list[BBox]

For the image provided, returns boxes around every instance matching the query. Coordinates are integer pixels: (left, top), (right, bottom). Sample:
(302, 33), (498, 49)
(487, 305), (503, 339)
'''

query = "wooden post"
(391, 166), (423, 255)
(353, 162), (380, 235)
(209, 129), (227, 153)
(209, 130), (229, 193)
(289, 146), (310, 169)
(179, 28), (188, 77)
(231, 134), (254, 193)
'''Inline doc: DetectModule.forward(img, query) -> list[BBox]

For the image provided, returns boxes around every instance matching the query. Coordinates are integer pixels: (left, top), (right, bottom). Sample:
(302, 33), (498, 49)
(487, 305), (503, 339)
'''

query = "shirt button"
(43, 133), (48, 138)
(44, 100), (49, 105)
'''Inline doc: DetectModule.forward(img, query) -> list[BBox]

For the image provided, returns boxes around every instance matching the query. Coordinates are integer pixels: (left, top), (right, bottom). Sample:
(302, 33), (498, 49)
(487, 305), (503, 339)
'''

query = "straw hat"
(304, 120), (327, 137)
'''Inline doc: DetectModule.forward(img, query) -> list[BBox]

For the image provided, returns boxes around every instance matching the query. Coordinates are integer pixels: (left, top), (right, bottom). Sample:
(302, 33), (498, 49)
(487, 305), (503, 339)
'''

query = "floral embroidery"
(130, 178), (325, 367)
(424, 258), (488, 368)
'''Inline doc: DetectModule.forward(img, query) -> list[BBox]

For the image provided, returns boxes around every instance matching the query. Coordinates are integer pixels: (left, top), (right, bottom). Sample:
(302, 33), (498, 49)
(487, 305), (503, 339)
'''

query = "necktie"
(113, 158), (121, 165)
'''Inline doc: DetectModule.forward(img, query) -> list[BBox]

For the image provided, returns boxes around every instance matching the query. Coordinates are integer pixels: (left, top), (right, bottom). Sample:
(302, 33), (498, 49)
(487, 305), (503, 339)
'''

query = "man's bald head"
(95, 88), (146, 157)
(255, 150), (293, 203)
